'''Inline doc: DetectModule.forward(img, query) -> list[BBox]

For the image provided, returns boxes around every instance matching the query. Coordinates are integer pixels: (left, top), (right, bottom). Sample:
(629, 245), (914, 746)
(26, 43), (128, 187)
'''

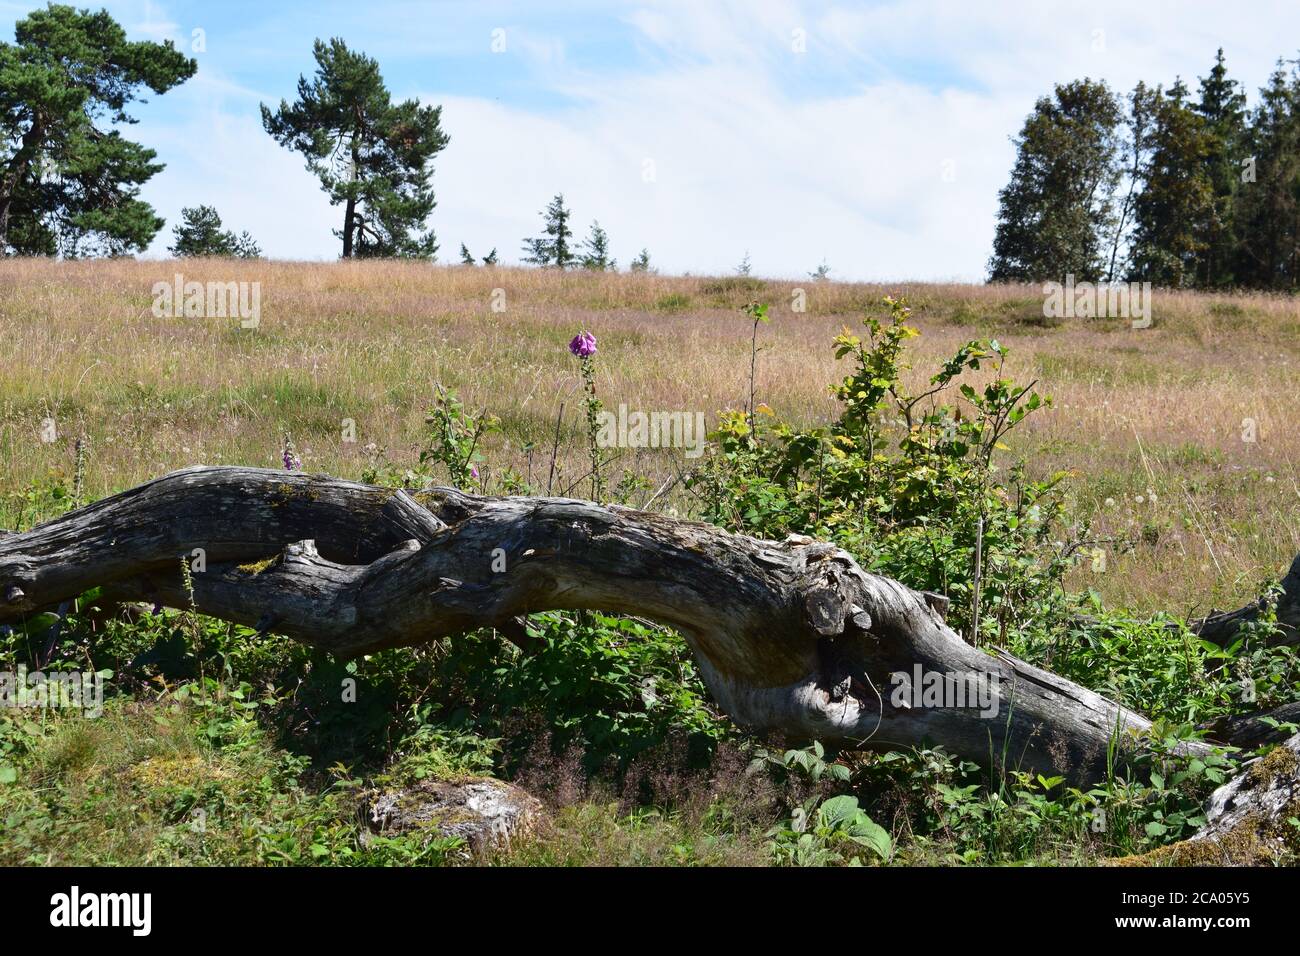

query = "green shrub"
(690, 296), (1070, 639)
(431, 611), (731, 773)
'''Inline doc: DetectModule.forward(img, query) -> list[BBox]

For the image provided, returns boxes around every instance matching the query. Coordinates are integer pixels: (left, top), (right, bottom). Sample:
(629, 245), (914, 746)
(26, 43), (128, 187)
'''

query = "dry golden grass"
(3, 257), (1300, 618)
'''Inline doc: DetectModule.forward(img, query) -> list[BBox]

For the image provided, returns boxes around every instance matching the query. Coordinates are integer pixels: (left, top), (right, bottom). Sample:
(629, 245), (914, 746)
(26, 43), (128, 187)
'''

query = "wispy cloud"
(3, 0), (1294, 278)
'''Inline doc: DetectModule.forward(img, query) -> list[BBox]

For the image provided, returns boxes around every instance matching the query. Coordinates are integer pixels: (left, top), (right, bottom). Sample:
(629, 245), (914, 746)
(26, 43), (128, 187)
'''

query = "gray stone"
(362, 777), (544, 854)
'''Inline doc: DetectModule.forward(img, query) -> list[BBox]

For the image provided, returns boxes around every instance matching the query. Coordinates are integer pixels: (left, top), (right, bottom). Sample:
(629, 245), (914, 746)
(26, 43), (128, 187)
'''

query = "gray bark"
(1186, 552), (1300, 648)
(1200, 702), (1300, 750)
(0, 466), (1206, 784)
(1186, 733), (1300, 864)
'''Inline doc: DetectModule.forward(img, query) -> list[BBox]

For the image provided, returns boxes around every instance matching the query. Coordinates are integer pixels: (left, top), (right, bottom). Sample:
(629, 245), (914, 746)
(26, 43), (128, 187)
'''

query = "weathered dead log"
(1199, 702), (1300, 750)
(0, 466), (1202, 784)
(1187, 553), (1300, 648)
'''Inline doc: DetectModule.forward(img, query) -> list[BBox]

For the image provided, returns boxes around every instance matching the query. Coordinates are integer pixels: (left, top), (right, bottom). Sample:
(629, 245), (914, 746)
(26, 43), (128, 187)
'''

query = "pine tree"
(481, 248), (498, 266)
(170, 205), (228, 257)
(0, 5), (196, 256)
(736, 252), (752, 276)
(261, 38), (449, 260)
(169, 205), (261, 258)
(629, 248), (653, 273)
(1127, 81), (1215, 287)
(1234, 61), (1300, 288)
(521, 193), (575, 268)
(231, 231), (261, 259)
(988, 79), (1124, 282)
(1195, 48), (1250, 286)
(581, 220), (615, 270)
(459, 242), (475, 265)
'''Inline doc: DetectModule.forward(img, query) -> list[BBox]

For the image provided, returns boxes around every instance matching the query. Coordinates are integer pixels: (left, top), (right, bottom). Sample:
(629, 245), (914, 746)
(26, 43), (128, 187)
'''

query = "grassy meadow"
(3, 259), (1299, 867)
(3, 257), (1298, 616)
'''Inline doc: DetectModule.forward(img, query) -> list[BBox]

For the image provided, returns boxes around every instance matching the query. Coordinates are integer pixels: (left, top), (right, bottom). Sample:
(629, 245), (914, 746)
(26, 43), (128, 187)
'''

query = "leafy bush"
(842, 737), (1237, 864)
(431, 611), (730, 773)
(1016, 589), (1300, 724)
(767, 793), (892, 866)
(690, 296), (1071, 639)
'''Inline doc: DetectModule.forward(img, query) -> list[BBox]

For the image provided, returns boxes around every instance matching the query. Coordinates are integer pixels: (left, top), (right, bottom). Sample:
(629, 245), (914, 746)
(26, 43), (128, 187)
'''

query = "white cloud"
(121, 0), (1300, 279)
(429, 67), (1015, 281)
(135, 75), (341, 259)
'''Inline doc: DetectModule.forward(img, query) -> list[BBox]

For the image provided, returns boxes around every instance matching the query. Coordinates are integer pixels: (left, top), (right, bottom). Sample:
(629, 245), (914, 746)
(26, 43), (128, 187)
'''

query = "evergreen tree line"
(0, 6), (659, 269)
(458, 192), (653, 272)
(990, 49), (1300, 290)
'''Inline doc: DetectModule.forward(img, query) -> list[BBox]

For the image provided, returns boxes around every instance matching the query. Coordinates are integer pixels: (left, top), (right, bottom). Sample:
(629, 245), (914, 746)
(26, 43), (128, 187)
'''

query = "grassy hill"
(2, 259), (1298, 867)
(4, 258), (1298, 615)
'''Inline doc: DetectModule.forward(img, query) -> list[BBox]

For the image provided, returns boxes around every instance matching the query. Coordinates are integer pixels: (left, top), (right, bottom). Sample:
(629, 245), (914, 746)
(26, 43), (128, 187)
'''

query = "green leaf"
(852, 815), (893, 859)
(817, 794), (861, 826)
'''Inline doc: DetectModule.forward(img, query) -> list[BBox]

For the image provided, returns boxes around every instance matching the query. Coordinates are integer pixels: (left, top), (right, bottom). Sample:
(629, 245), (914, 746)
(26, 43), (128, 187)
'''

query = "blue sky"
(2, 0), (1297, 279)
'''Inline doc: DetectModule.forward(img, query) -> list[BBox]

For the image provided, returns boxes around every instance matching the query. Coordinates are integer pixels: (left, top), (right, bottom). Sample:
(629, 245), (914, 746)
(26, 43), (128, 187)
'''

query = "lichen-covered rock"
(361, 777), (543, 854)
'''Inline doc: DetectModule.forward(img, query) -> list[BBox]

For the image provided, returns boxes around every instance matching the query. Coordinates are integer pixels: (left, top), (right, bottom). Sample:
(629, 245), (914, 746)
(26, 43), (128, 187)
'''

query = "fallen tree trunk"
(1199, 702), (1300, 750)
(1187, 553), (1300, 648)
(0, 466), (1205, 784)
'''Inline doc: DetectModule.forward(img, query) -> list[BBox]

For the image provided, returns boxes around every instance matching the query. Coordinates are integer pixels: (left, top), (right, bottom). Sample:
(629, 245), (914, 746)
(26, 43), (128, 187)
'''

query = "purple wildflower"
(470, 464), (480, 480)
(282, 438), (301, 471)
(568, 330), (597, 358)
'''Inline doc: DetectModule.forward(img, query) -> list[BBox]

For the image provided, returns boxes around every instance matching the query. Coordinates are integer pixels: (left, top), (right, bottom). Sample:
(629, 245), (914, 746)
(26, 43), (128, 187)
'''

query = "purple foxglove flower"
(568, 330), (597, 358)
